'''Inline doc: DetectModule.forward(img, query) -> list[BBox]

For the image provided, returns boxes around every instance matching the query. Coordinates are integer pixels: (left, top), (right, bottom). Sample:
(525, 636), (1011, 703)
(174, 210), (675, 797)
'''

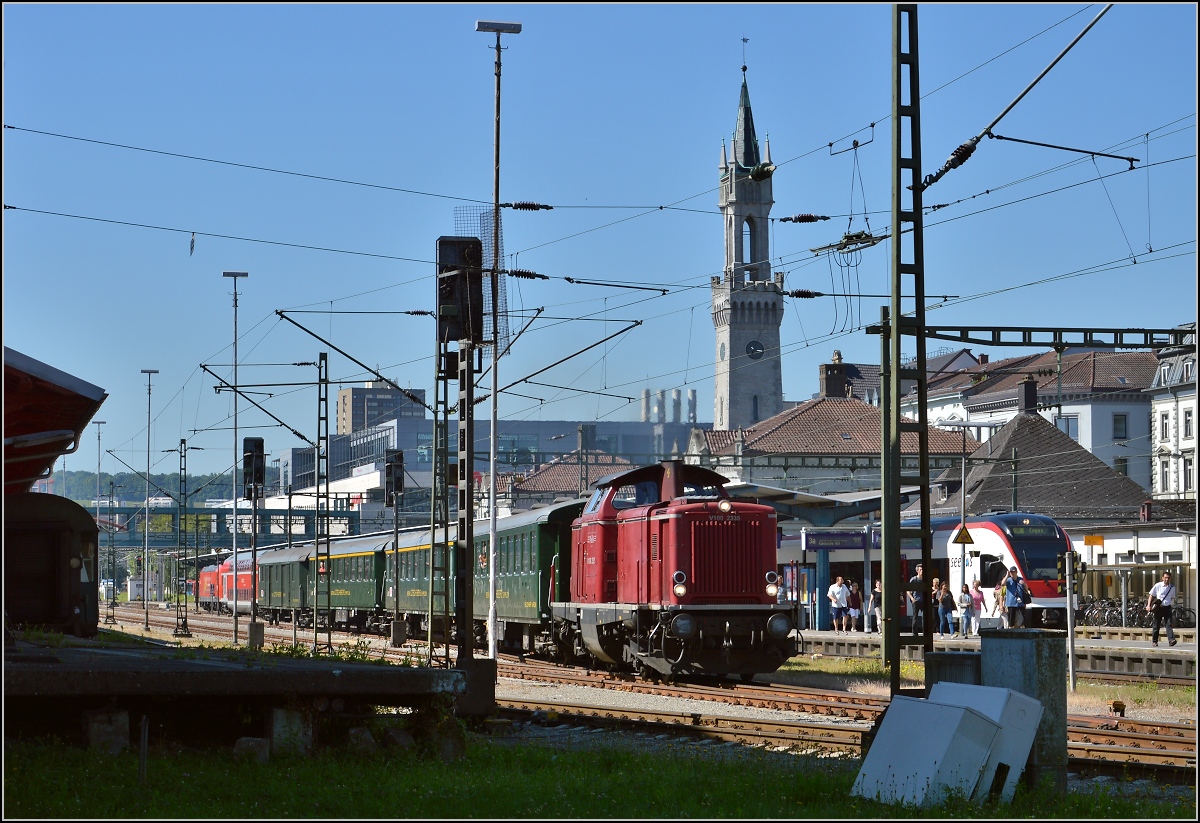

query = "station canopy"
(4, 347), (107, 496)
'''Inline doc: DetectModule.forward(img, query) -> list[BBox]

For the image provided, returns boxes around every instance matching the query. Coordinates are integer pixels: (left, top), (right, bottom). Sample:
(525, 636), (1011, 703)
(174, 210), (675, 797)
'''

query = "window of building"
(1056, 415), (1079, 441)
(1160, 459), (1171, 492)
(1114, 456), (1128, 477)
(1161, 364), (1171, 384)
(1185, 360), (1194, 382)
(1185, 409), (1193, 440)
(1185, 458), (1194, 492)
(1112, 413), (1128, 440)
(1161, 412), (1171, 441)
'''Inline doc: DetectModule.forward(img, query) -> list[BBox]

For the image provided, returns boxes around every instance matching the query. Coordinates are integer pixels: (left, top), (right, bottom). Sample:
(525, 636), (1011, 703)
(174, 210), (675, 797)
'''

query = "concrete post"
(979, 628), (1067, 794)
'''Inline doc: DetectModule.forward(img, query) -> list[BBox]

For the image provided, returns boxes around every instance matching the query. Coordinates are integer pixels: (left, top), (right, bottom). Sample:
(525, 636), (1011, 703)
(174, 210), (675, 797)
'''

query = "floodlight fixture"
(476, 20), (522, 34)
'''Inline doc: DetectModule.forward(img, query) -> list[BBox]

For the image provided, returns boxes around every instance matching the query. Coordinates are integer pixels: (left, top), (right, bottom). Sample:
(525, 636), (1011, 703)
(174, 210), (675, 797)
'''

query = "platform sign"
(1083, 534), (1104, 546)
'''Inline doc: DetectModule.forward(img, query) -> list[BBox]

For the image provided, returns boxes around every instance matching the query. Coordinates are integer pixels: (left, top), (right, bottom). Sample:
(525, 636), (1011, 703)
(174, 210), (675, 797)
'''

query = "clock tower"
(712, 69), (785, 430)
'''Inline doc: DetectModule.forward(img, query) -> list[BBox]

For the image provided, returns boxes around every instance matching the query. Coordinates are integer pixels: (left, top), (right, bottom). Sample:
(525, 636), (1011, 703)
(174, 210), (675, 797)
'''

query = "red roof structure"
(4, 347), (107, 495)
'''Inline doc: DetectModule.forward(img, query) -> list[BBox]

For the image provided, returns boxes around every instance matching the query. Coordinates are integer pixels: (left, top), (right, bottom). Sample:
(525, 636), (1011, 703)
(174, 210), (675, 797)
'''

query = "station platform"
(798, 629), (1196, 679)
(3, 634), (468, 749)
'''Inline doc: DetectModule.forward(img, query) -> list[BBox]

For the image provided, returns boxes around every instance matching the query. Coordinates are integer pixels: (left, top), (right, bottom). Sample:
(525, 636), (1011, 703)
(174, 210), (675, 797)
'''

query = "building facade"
(1149, 325), (1197, 500)
(336, 381), (426, 435)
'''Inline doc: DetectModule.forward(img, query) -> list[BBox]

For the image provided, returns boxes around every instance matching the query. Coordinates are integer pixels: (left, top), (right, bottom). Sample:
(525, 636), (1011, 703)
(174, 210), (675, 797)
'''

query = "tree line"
(50, 468), (280, 506)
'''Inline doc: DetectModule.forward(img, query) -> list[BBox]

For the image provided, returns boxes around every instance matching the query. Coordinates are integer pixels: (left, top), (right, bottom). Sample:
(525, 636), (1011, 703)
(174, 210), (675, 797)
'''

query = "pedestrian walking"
(1147, 571), (1178, 648)
(970, 580), (986, 636)
(827, 575), (850, 633)
(957, 583), (974, 637)
(907, 565), (925, 635)
(937, 582), (956, 637)
(868, 579), (882, 634)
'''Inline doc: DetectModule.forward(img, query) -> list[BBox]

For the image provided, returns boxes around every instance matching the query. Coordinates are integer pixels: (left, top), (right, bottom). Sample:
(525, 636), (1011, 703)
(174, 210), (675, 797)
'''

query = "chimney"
(656, 390), (667, 424)
(640, 389), (650, 423)
(1018, 376), (1038, 415)
(671, 389), (681, 423)
(687, 389), (697, 424)
(819, 363), (848, 398)
(1140, 500), (1152, 522)
(978, 353), (989, 365)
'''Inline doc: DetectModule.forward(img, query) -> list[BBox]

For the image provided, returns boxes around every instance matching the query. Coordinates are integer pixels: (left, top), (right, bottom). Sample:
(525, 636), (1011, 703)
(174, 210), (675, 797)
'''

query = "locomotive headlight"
(765, 570), (779, 597)
(670, 613), (697, 639)
(672, 570), (687, 597)
(717, 499), (733, 513)
(766, 613), (792, 639)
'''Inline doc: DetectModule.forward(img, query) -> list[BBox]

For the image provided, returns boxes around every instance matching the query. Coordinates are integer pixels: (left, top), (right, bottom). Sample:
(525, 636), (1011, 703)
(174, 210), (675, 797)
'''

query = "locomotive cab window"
(584, 488), (605, 514)
(612, 481), (660, 509)
(680, 482), (722, 500)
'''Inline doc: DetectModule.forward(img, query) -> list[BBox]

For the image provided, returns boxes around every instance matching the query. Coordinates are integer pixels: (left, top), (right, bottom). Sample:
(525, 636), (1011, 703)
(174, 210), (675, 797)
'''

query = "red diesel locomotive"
(550, 461), (798, 679)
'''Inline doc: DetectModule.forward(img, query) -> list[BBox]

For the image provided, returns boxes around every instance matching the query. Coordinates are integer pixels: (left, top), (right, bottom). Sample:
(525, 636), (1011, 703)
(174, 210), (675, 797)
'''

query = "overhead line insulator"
(779, 214), (830, 223)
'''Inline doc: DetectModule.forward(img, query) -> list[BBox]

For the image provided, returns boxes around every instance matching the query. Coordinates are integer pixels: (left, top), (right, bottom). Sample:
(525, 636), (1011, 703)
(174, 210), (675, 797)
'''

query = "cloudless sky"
(3, 3), (1196, 479)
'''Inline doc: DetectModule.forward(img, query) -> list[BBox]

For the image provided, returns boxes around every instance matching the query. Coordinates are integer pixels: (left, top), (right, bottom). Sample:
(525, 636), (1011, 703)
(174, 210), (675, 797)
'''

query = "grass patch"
(3, 737), (1193, 819)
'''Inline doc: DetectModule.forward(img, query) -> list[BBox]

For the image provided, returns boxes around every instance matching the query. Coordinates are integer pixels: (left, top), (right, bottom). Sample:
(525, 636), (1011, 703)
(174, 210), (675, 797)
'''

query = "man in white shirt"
(1146, 571), (1178, 648)
(827, 575), (850, 633)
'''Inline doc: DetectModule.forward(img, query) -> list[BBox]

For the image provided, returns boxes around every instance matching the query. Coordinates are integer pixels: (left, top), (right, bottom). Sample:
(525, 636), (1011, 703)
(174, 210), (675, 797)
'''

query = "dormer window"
(1161, 364), (1171, 384)
(1184, 361), (1194, 383)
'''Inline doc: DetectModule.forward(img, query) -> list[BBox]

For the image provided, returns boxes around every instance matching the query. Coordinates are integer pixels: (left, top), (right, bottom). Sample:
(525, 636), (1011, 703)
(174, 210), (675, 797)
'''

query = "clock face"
(719, 342), (726, 361)
(746, 340), (765, 360)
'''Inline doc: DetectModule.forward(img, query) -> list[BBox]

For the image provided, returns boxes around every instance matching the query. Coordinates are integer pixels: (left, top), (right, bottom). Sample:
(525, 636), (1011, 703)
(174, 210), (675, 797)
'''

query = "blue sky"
(4, 3), (1196, 479)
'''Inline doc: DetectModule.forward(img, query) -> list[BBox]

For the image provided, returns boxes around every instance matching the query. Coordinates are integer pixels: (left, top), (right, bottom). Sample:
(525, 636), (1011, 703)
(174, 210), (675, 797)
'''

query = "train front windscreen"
(1005, 523), (1066, 582)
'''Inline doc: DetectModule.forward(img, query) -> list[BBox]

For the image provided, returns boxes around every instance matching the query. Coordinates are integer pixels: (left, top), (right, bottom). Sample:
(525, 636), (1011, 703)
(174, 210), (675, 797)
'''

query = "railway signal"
(384, 449), (403, 507)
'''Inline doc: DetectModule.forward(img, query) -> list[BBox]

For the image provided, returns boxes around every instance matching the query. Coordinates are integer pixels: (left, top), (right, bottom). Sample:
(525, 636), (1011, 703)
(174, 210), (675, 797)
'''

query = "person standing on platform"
(907, 564), (925, 635)
(970, 580), (986, 637)
(1003, 567), (1028, 628)
(957, 583), (974, 637)
(827, 575), (850, 633)
(847, 582), (863, 632)
(1147, 571), (1178, 648)
(992, 579), (1009, 629)
(937, 582), (957, 637)
(868, 579), (882, 634)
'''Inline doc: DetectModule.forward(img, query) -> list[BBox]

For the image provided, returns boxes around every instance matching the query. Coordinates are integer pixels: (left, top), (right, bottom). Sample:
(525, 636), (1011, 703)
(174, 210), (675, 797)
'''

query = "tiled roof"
(511, 450), (633, 494)
(928, 412), (1194, 521)
(699, 397), (974, 456)
(959, 350), (1158, 410)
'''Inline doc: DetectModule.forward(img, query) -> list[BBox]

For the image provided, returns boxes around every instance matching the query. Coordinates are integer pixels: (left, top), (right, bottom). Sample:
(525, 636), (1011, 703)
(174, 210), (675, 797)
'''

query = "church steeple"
(712, 66), (784, 431)
(731, 69), (761, 169)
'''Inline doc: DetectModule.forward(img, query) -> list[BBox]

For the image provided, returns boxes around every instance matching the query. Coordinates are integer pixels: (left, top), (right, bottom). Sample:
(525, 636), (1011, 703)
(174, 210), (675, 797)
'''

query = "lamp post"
(934, 418), (1005, 590)
(140, 369), (158, 630)
(105, 481), (121, 624)
(223, 271), (248, 643)
(476, 18), (521, 660)
(93, 420), (106, 601)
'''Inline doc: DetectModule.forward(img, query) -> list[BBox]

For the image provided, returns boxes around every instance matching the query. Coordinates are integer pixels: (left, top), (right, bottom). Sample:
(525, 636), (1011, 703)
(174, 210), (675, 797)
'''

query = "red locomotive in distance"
(551, 460), (798, 679)
(197, 555), (254, 615)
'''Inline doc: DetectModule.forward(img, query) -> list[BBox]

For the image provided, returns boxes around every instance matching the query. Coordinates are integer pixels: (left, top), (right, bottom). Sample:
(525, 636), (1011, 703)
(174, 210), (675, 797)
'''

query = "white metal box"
(851, 695), (999, 806)
(928, 682), (1043, 803)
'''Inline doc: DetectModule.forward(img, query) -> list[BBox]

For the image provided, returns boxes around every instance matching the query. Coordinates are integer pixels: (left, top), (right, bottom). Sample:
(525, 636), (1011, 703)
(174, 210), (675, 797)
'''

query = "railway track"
(112, 605), (1196, 779)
